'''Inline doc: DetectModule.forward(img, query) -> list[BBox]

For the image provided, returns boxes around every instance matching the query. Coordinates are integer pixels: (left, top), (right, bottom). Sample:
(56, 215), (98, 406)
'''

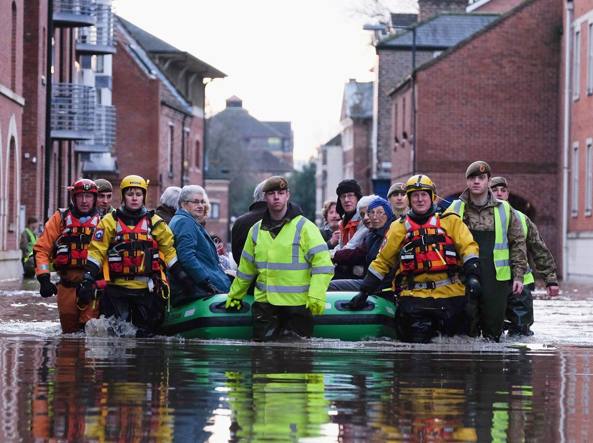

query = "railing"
(75, 105), (116, 152)
(53, 0), (96, 27)
(76, 3), (115, 54)
(51, 83), (96, 140)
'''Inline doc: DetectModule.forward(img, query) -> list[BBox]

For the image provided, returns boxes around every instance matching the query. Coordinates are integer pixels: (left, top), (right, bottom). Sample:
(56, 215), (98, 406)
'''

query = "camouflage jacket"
(524, 214), (558, 285)
(456, 189), (528, 282)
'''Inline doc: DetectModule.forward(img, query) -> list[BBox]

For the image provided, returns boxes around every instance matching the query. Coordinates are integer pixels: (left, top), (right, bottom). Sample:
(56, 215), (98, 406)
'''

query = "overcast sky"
(116, 0), (417, 166)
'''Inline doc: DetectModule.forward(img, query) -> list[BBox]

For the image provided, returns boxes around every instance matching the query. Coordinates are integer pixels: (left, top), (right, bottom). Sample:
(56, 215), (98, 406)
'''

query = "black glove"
(360, 272), (383, 294)
(37, 274), (57, 298)
(347, 291), (369, 310)
(463, 257), (481, 280)
(76, 272), (95, 306)
(465, 275), (481, 299)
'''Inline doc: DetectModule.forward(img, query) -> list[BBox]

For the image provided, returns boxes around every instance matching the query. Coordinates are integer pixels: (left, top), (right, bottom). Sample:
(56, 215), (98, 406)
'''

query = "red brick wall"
(0, 0), (24, 95)
(568, 0), (593, 232)
(112, 36), (161, 207)
(352, 118), (373, 194)
(418, 0), (468, 21)
(204, 178), (230, 242)
(391, 85), (414, 181)
(187, 115), (204, 186)
(393, 0), (562, 257)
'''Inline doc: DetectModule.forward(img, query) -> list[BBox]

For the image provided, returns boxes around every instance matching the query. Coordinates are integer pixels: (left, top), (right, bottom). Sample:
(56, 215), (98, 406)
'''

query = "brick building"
(0, 0), (24, 279)
(564, 0), (593, 278)
(112, 16), (225, 209)
(315, 133), (343, 223)
(340, 79), (373, 194)
(373, 11), (498, 186)
(390, 0), (562, 260)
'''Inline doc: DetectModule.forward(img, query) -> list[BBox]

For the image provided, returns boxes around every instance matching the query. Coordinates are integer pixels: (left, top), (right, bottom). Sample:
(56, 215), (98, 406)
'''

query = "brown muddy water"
(0, 281), (592, 442)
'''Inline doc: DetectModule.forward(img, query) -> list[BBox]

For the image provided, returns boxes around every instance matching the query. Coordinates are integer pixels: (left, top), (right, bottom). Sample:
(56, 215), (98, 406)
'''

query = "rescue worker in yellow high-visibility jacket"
(226, 176), (334, 341)
(80, 175), (182, 336)
(348, 175), (480, 343)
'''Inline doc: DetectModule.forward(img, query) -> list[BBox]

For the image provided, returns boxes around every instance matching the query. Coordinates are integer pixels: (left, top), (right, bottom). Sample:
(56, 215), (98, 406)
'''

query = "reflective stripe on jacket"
(229, 215), (334, 305)
(448, 199), (511, 281)
(514, 210), (535, 285)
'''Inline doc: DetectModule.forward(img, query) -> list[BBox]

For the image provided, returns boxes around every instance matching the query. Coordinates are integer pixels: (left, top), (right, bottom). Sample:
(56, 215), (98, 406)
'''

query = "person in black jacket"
(231, 180), (267, 264)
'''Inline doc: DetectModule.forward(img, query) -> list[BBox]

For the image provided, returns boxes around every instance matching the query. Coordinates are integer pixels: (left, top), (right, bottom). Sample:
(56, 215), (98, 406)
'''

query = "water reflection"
(1, 337), (590, 441)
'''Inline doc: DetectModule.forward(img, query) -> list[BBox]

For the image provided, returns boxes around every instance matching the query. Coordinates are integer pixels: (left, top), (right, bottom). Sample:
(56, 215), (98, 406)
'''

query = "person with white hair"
(156, 186), (182, 224)
(230, 180), (268, 264)
(169, 185), (231, 305)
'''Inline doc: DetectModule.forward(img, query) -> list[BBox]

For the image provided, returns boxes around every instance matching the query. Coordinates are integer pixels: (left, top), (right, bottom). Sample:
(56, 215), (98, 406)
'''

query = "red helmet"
(68, 179), (98, 196)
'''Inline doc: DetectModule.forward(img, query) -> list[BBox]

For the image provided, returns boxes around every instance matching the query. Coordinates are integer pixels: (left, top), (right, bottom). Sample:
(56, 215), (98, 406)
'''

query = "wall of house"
(418, 0), (467, 21)
(469, 0), (525, 13)
(112, 36), (161, 206)
(408, 0), (562, 259)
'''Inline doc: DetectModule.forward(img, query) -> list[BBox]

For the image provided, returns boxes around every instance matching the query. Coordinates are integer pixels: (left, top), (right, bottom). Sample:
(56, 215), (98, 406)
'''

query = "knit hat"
(336, 179), (363, 216)
(367, 197), (394, 220)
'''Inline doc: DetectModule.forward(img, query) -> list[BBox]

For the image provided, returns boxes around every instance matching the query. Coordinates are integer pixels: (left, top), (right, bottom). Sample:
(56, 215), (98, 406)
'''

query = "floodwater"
(0, 280), (592, 442)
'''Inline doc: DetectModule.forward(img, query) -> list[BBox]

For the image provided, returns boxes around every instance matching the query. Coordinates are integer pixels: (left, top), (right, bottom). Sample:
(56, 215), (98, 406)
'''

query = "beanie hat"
(367, 197), (394, 220)
(336, 179), (363, 216)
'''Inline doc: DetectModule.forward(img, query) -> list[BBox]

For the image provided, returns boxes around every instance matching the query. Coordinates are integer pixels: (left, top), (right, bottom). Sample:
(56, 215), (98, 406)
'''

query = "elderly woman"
(156, 186), (182, 224)
(169, 185), (231, 305)
(329, 197), (395, 292)
(319, 200), (341, 249)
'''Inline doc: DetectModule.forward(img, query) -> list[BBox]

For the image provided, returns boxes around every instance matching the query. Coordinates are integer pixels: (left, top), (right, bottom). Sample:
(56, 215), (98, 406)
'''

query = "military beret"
(387, 182), (406, 197)
(465, 160), (492, 178)
(489, 176), (508, 188)
(262, 176), (289, 193)
(94, 178), (113, 193)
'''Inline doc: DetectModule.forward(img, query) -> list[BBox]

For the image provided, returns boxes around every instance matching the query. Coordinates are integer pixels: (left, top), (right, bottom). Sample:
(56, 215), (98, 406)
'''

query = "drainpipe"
(43, 0), (53, 219)
(561, 0), (573, 280)
(180, 113), (188, 187)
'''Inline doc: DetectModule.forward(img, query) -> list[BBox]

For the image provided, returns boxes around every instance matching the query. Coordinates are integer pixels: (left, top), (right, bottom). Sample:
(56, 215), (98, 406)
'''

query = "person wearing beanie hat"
(387, 182), (408, 217)
(445, 163), (528, 342)
(347, 175), (480, 344)
(225, 174), (334, 341)
(95, 178), (114, 217)
(329, 196), (397, 292)
(335, 179), (363, 248)
(489, 176), (559, 336)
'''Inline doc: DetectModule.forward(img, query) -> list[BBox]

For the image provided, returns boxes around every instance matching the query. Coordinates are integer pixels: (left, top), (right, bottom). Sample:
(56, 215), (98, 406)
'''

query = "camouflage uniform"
(447, 189), (528, 340)
(524, 215), (558, 285)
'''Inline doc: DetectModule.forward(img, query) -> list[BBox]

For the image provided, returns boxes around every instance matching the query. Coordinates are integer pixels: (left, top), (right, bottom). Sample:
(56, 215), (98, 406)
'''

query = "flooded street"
(0, 281), (592, 442)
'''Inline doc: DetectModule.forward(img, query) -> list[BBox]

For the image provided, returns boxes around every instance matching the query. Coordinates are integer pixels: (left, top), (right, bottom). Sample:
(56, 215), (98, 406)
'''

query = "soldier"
(490, 176), (559, 335)
(446, 161), (528, 341)
(95, 179), (115, 217)
(387, 182), (408, 218)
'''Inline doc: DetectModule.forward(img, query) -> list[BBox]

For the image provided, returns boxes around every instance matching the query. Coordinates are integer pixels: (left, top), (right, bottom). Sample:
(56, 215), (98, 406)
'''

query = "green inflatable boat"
(160, 292), (396, 341)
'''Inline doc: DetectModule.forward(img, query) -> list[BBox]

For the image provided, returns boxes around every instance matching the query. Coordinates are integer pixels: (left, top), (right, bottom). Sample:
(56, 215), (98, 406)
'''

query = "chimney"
(226, 95), (243, 108)
(418, 0), (468, 21)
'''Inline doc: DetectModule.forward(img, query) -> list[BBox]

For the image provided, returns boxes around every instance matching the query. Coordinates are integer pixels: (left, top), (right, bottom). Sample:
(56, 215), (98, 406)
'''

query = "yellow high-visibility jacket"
(229, 215), (334, 305)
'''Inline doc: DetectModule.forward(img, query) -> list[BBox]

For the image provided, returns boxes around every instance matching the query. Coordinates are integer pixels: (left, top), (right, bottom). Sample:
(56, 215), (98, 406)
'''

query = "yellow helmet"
(120, 175), (149, 194)
(405, 174), (436, 201)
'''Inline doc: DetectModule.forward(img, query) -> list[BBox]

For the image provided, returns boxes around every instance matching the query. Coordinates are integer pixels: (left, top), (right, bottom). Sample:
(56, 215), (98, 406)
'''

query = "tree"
(288, 161), (317, 222)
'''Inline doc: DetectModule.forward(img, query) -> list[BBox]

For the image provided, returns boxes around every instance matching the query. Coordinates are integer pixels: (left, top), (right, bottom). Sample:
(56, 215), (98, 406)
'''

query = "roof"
(209, 102), (285, 139)
(265, 121), (292, 138)
(377, 13), (499, 50)
(323, 133), (342, 147)
(390, 13), (418, 28)
(249, 150), (292, 173)
(341, 80), (373, 120)
(117, 15), (225, 78)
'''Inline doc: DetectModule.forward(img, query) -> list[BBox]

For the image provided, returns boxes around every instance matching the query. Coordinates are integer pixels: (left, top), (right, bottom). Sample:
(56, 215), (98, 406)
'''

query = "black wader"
(471, 230), (512, 342)
(252, 302), (313, 342)
(506, 283), (534, 335)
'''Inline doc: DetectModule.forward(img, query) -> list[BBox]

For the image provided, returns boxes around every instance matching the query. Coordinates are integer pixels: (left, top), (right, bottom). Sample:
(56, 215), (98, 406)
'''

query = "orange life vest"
(398, 214), (459, 275)
(53, 210), (100, 270)
(107, 213), (162, 278)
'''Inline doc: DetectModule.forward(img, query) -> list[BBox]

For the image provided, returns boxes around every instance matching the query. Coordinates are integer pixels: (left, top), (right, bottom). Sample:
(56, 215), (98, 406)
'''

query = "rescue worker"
(95, 179), (115, 217)
(387, 182), (408, 218)
(225, 176), (334, 341)
(20, 216), (39, 278)
(445, 161), (528, 341)
(490, 176), (559, 335)
(33, 179), (101, 333)
(348, 175), (480, 343)
(80, 175), (181, 336)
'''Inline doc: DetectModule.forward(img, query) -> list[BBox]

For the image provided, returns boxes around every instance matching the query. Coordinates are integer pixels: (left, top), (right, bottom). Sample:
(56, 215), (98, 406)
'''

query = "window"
(168, 124), (174, 178)
(194, 139), (201, 168)
(572, 142), (579, 216)
(210, 202), (220, 219)
(96, 55), (104, 74)
(587, 139), (593, 216)
(574, 30), (581, 100)
(588, 23), (593, 95)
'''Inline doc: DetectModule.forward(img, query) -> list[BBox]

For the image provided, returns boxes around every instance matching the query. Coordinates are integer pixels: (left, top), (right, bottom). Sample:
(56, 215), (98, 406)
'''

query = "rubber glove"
(225, 296), (244, 312)
(76, 272), (95, 306)
(306, 297), (325, 315)
(347, 292), (368, 310)
(37, 274), (57, 298)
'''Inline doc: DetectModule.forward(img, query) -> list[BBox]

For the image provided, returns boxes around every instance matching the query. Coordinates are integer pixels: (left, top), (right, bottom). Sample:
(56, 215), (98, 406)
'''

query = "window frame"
(572, 141), (580, 217)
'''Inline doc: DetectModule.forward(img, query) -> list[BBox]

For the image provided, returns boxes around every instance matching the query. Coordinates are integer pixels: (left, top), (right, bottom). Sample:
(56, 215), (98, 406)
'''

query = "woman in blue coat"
(169, 185), (231, 305)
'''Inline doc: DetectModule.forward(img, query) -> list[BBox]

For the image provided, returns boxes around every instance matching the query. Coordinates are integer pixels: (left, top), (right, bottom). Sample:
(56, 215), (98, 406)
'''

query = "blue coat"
(169, 208), (230, 294)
